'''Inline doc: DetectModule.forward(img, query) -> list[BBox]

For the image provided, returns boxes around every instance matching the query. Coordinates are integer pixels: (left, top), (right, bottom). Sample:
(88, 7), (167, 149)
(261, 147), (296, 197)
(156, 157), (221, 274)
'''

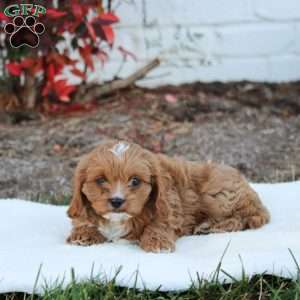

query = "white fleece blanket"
(0, 181), (300, 294)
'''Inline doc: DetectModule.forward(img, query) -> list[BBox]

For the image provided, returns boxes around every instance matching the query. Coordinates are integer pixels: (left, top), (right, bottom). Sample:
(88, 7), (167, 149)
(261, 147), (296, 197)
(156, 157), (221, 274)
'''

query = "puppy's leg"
(246, 214), (269, 229)
(194, 216), (244, 234)
(195, 165), (270, 234)
(237, 197), (270, 229)
(139, 222), (176, 253)
(67, 225), (106, 246)
(194, 207), (269, 235)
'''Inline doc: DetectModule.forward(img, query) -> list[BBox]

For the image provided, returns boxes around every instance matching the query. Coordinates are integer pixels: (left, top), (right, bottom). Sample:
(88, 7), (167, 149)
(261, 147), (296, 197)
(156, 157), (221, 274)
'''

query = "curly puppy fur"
(67, 141), (270, 252)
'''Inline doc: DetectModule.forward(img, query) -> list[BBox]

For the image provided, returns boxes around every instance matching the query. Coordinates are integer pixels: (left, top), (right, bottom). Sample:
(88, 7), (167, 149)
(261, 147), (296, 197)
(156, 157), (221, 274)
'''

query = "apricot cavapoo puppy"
(67, 141), (270, 252)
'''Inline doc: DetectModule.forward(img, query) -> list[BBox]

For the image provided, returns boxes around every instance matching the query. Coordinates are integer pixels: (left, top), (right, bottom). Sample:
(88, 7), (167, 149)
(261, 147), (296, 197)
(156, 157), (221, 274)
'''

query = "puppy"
(66, 141), (270, 252)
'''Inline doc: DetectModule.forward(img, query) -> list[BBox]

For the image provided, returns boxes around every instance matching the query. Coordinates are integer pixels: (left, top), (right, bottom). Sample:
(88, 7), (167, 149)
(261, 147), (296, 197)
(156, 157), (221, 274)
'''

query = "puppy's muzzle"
(109, 197), (125, 208)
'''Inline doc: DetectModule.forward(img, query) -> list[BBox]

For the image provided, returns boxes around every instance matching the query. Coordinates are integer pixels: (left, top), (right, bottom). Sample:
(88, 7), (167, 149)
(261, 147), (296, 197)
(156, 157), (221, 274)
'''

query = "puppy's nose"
(110, 197), (125, 208)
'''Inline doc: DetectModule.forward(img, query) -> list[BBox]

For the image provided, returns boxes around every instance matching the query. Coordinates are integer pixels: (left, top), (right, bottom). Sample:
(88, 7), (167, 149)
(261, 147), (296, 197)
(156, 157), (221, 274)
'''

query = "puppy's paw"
(67, 226), (105, 246)
(140, 231), (175, 253)
(193, 221), (214, 235)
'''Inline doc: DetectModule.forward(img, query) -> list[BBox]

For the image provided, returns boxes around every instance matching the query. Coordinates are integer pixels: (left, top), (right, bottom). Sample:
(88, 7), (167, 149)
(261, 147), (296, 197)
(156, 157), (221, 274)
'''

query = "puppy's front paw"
(140, 231), (175, 253)
(193, 221), (215, 234)
(67, 226), (105, 246)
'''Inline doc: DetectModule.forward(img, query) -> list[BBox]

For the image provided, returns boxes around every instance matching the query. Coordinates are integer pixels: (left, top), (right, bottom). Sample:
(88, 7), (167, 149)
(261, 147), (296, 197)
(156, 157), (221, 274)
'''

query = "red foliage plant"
(0, 0), (119, 110)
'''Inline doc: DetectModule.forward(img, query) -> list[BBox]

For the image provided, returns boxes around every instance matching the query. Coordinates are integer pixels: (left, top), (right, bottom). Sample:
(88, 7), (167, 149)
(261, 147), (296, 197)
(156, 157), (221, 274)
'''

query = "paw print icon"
(4, 16), (45, 48)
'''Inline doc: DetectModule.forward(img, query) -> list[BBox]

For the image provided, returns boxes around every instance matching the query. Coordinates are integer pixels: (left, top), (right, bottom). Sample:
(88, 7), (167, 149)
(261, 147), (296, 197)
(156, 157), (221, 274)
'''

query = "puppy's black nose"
(110, 197), (125, 208)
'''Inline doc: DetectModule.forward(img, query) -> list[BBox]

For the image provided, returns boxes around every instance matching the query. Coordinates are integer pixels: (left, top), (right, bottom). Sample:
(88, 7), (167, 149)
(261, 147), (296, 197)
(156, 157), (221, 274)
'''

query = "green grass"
(1, 273), (300, 300)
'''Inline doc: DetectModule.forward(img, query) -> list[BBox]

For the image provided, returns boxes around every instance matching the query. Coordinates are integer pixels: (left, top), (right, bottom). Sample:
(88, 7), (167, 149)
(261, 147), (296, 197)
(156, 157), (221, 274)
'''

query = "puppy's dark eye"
(96, 177), (106, 185)
(130, 176), (141, 187)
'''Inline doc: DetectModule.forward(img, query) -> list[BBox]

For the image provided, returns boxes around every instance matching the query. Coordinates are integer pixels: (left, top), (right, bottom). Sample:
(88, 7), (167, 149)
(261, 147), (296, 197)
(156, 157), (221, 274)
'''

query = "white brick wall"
(97, 0), (300, 85)
(145, 0), (255, 25)
(254, 0), (300, 20)
(215, 24), (294, 57)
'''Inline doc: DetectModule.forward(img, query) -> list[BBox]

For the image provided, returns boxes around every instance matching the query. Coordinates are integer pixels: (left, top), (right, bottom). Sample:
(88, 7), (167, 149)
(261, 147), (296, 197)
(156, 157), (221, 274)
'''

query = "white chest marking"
(109, 142), (130, 159)
(99, 213), (131, 242)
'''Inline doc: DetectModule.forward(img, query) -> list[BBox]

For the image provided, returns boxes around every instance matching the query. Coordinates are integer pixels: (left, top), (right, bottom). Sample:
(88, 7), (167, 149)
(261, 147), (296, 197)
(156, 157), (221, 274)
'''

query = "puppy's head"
(67, 141), (159, 220)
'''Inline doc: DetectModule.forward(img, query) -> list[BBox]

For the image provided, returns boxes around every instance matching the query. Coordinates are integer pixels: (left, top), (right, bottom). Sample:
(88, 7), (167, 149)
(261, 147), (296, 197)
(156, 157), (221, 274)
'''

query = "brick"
(254, 0), (300, 20)
(215, 24), (294, 57)
(75, 55), (300, 85)
(143, 26), (215, 60)
(145, 0), (255, 25)
(105, 0), (143, 26)
(137, 57), (270, 87)
(109, 27), (147, 61)
(268, 55), (300, 81)
(217, 57), (269, 81)
(89, 60), (146, 83)
(293, 23), (300, 54)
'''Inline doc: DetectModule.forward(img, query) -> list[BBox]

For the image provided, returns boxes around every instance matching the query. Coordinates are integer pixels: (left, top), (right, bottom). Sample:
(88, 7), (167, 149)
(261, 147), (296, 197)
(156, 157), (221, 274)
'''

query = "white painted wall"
(92, 0), (300, 86)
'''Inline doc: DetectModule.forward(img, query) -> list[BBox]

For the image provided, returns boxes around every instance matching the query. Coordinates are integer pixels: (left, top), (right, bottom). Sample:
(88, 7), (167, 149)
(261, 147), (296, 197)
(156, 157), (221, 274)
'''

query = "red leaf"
(54, 79), (76, 102)
(56, 20), (77, 34)
(20, 58), (43, 75)
(71, 68), (86, 79)
(97, 12), (119, 25)
(79, 45), (94, 70)
(5, 62), (22, 76)
(164, 94), (178, 104)
(118, 46), (137, 61)
(86, 22), (97, 41)
(45, 101), (97, 115)
(43, 79), (76, 102)
(54, 79), (67, 89)
(47, 64), (56, 82)
(71, 3), (83, 20)
(52, 53), (77, 68)
(47, 8), (67, 18)
(20, 58), (35, 68)
(51, 53), (65, 66)
(101, 25), (114, 45)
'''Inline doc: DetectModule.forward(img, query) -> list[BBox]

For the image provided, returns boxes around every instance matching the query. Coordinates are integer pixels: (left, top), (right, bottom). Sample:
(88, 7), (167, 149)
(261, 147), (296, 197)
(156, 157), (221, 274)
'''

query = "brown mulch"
(0, 81), (300, 200)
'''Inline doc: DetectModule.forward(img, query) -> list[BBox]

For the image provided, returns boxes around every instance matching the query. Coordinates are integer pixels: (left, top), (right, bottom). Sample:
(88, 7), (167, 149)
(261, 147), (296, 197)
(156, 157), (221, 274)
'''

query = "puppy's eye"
(96, 177), (106, 185)
(129, 176), (141, 187)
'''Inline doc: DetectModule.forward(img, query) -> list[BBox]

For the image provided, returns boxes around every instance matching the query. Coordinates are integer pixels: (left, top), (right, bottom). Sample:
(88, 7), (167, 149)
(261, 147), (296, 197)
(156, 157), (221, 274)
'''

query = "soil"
(0, 81), (300, 201)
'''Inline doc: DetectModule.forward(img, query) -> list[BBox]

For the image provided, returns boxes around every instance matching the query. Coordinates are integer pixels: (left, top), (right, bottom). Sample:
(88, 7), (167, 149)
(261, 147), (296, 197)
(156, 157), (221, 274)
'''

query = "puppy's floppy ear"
(148, 154), (171, 220)
(67, 155), (89, 219)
